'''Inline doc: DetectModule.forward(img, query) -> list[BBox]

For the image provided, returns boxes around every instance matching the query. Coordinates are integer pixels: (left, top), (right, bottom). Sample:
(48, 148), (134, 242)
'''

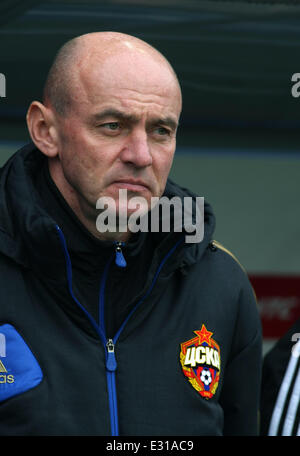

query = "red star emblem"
(194, 324), (213, 345)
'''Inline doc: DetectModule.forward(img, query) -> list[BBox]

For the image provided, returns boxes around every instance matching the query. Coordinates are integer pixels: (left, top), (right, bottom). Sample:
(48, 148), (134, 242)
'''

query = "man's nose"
(119, 129), (152, 168)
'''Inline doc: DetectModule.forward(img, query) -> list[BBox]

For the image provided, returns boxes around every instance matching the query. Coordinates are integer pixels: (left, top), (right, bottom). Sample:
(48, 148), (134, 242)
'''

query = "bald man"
(0, 32), (262, 436)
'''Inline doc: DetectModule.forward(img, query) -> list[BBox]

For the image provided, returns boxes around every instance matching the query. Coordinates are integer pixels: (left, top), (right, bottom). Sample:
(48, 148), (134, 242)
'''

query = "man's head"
(26, 32), (182, 240)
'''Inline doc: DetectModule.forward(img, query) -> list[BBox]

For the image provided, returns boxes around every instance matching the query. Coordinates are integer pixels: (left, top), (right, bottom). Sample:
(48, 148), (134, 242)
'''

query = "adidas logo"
(0, 358), (14, 383)
(0, 364), (14, 383)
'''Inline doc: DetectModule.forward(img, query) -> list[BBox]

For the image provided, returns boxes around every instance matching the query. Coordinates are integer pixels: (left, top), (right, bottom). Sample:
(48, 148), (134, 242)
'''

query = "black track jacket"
(0, 144), (262, 436)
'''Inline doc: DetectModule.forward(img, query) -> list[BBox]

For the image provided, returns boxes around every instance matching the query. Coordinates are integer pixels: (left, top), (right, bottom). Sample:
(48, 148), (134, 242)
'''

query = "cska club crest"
(180, 324), (221, 399)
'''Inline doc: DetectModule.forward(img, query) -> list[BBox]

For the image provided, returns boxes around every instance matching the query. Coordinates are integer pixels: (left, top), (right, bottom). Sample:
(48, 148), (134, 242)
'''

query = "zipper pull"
(106, 339), (117, 372)
(115, 242), (127, 268)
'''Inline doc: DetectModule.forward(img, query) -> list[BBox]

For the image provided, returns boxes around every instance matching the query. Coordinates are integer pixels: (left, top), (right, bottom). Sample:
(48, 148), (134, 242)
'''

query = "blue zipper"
(104, 237), (184, 436)
(105, 339), (118, 435)
(98, 251), (119, 436)
(56, 225), (184, 436)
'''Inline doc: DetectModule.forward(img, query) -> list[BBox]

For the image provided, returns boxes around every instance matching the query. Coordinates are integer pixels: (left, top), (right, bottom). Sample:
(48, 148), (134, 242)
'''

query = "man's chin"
(117, 203), (150, 220)
(109, 188), (152, 216)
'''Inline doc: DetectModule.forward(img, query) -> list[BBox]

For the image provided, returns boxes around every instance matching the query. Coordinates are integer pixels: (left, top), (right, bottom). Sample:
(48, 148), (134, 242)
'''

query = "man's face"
(53, 50), (182, 221)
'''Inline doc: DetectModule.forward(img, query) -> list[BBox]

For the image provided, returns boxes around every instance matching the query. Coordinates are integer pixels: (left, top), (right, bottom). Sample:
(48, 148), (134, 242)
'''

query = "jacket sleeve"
(219, 277), (263, 435)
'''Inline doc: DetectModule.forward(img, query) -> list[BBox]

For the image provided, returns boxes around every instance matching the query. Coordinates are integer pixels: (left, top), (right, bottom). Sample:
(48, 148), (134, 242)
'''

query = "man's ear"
(26, 101), (59, 158)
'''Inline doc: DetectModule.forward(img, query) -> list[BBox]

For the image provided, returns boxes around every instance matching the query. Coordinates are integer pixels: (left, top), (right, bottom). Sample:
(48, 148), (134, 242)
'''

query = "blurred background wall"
(1, 0), (300, 354)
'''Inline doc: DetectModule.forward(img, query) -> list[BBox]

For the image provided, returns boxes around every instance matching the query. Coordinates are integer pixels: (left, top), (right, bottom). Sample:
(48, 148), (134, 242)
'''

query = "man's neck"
(48, 157), (131, 243)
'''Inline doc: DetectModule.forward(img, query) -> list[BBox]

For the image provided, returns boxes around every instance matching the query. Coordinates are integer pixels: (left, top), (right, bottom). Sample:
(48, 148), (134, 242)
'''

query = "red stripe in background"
(249, 275), (300, 339)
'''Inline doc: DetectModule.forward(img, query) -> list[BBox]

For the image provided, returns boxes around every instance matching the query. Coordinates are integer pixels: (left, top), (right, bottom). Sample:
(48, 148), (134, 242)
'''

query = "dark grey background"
(1, 0), (300, 151)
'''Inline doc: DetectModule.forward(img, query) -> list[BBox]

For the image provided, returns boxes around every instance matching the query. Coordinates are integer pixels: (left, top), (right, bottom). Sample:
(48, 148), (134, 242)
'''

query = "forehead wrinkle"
(114, 85), (182, 118)
(92, 108), (139, 124)
(81, 73), (177, 105)
(85, 83), (180, 117)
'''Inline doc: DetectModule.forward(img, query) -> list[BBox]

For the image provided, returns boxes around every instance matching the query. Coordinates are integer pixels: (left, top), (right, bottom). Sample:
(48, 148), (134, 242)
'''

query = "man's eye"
(155, 127), (170, 136)
(102, 122), (120, 130)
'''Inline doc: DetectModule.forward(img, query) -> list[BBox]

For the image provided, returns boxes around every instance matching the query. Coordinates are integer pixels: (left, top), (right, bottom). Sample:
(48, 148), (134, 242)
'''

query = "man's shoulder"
(198, 239), (257, 306)
(204, 239), (249, 280)
(209, 240), (247, 273)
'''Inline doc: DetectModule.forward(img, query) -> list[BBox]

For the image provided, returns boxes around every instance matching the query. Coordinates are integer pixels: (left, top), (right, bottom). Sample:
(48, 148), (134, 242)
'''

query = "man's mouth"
(112, 178), (150, 192)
